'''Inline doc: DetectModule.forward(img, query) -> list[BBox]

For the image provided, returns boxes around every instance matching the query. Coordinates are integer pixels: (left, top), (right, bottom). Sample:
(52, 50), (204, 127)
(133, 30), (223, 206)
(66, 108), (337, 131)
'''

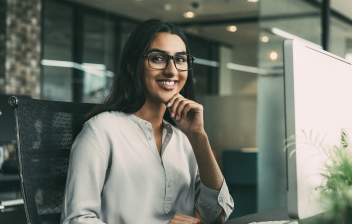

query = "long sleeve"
(194, 170), (234, 223)
(61, 111), (233, 224)
(60, 120), (110, 224)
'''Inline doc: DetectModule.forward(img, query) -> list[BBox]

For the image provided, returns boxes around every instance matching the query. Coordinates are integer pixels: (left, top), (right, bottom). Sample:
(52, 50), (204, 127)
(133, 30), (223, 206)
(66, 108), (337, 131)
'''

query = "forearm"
(187, 131), (225, 223)
(186, 131), (223, 192)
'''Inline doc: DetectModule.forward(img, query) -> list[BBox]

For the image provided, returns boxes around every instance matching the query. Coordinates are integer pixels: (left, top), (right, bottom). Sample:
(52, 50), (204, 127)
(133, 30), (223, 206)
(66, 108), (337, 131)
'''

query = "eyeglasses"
(142, 52), (195, 71)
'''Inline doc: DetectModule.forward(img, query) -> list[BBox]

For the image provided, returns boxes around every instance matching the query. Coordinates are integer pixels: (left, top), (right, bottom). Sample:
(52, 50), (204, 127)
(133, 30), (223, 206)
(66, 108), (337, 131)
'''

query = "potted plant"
(285, 131), (352, 224)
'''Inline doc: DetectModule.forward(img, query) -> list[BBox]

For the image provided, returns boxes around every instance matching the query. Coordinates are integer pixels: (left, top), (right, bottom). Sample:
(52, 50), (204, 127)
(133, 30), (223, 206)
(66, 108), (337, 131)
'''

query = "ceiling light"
(164, 4), (172, 11)
(226, 26), (237, 32)
(248, 0), (259, 2)
(183, 11), (195, 18)
(270, 51), (278, 60)
(262, 36), (269, 42)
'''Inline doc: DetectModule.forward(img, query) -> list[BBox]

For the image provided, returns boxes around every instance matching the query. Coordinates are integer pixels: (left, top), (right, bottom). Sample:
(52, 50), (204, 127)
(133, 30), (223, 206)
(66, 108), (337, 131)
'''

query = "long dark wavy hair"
(77, 19), (196, 132)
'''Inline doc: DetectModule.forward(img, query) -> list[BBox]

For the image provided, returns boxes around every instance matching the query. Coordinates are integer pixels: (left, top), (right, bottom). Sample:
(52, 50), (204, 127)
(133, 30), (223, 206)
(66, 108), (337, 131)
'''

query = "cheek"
(139, 68), (153, 87)
(179, 75), (188, 91)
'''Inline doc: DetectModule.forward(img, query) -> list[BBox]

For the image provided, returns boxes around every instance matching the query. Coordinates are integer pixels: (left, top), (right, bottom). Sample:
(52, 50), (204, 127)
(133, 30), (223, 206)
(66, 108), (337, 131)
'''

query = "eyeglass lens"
(148, 52), (192, 71)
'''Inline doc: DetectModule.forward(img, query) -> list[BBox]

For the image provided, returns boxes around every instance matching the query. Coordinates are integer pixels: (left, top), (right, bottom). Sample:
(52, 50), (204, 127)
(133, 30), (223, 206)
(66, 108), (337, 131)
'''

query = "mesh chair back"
(10, 96), (97, 224)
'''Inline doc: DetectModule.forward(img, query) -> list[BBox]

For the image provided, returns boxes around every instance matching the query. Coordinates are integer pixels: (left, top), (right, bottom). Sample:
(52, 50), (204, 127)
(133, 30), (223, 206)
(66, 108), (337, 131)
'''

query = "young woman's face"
(139, 32), (188, 106)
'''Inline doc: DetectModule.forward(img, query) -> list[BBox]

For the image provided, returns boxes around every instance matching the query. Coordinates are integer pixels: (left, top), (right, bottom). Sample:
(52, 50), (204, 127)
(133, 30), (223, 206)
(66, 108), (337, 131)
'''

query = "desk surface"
(225, 207), (330, 224)
(225, 207), (289, 224)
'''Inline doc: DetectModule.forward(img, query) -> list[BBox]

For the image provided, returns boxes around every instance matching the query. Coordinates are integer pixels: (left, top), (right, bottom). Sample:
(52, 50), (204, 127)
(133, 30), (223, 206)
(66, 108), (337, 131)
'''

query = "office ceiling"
(67, 0), (258, 23)
(331, 0), (352, 21)
(66, 0), (352, 23)
(67, 0), (352, 47)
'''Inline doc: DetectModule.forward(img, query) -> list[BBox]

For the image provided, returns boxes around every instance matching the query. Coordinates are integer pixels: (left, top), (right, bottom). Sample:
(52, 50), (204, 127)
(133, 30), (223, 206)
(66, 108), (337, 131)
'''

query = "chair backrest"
(9, 96), (97, 224)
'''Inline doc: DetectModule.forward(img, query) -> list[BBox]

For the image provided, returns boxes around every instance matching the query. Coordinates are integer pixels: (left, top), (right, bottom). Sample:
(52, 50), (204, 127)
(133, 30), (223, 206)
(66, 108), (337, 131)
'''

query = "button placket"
(140, 123), (160, 159)
(163, 164), (173, 214)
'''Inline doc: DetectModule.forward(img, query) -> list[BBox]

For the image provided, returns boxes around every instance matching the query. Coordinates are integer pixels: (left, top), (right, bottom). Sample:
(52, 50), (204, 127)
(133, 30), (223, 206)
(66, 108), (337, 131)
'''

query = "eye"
(175, 55), (187, 63)
(150, 53), (166, 63)
(153, 56), (164, 61)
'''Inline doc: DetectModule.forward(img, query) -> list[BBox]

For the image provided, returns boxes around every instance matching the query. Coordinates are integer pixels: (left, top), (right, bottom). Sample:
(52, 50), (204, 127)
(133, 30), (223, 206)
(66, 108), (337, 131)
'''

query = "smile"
(156, 80), (177, 90)
(157, 81), (175, 86)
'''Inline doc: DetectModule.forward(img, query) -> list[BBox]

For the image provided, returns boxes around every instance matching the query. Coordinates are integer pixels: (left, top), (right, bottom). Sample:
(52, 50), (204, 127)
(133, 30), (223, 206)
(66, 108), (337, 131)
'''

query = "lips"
(156, 80), (177, 91)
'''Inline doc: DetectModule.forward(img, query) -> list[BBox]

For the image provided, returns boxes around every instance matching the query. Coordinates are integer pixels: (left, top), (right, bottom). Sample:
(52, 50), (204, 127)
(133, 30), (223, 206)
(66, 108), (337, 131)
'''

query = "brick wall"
(0, 0), (6, 87)
(0, 0), (41, 99)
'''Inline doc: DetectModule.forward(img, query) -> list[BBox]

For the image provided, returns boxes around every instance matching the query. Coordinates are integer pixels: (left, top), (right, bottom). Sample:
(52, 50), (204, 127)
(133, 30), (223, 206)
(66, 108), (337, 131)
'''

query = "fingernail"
(167, 102), (171, 107)
(176, 115), (179, 120)
(171, 112), (175, 117)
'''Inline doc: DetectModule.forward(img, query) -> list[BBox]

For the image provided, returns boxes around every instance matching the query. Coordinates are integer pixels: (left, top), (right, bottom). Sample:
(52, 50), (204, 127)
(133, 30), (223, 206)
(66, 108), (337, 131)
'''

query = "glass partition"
(257, 0), (321, 212)
(42, 0), (73, 101)
(82, 14), (115, 103)
(330, 16), (352, 59)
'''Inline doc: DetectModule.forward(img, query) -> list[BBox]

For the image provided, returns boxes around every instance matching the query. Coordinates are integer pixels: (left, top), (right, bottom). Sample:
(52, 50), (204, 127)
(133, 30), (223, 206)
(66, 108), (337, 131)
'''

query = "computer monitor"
(283, 39), (352, 219)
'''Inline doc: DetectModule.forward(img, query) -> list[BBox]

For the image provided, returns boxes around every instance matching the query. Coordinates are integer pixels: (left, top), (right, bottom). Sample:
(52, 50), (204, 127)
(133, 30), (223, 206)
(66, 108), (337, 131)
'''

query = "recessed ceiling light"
(262, 36), (269, 42)
(183, 11), (195, 18)
(164, 4), (172, 11)
(270, 51), (278, 60)
(226, 26), (237, 32)
(248, 0), (259, 2)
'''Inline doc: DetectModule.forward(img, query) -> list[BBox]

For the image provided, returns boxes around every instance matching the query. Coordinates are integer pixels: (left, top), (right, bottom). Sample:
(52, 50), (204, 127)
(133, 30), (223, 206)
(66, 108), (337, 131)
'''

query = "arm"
(61, 120), (109, 224)
(167, 93), (234, 224)
(187, 131), (225, 224)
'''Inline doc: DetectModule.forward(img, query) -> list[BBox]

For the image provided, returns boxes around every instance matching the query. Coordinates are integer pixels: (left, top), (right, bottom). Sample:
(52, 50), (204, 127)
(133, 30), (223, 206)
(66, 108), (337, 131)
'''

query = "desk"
(225, 207), (332, 224)
(225, 207), (290, 223)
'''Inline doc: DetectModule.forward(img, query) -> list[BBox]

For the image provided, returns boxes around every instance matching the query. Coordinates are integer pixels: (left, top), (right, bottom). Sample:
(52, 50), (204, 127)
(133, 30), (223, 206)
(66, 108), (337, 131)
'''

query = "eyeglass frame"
(141, 51), (195, 71)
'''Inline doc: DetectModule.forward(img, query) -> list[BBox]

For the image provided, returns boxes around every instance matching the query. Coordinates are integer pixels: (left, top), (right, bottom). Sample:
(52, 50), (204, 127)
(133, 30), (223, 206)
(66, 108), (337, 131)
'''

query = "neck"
(133, 99), (166, 130)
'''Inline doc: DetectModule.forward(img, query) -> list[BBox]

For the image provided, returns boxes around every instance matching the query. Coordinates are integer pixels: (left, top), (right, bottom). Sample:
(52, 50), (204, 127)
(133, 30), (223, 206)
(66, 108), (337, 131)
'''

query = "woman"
(61, 19), (234, 224)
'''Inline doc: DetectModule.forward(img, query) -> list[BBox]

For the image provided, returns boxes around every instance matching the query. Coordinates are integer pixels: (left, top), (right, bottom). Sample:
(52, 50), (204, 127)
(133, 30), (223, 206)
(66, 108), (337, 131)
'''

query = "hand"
(167, 93), (204, 137)
(168, 214), (200, 224)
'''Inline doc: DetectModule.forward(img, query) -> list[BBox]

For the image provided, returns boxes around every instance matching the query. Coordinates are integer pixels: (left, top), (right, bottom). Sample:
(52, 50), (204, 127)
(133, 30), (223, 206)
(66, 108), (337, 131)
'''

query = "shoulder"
(85, 111), (127, 125)
(78, 111), (131, 148)
(83, 111), (131, 133)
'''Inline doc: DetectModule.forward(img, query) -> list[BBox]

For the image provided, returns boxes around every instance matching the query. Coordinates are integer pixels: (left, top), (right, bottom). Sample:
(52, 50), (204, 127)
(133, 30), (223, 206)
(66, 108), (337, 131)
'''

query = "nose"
(163, 58), (178, 76)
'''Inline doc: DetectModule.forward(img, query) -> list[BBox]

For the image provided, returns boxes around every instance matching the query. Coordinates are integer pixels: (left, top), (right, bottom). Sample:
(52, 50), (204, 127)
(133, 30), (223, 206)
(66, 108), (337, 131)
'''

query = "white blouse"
(60, 111), (234, 224)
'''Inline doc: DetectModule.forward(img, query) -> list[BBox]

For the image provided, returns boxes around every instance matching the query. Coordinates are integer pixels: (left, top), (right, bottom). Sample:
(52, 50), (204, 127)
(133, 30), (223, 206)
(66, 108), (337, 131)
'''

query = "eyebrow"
(147, 48), (187, 55)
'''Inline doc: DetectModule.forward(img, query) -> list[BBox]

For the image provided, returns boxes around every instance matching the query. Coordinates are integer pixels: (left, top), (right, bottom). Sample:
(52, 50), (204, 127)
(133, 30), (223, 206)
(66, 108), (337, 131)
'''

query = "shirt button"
(168, 182), (171, 188)
(219, 197), (223, 203)
(149, 137), (152, 140)
(145, 122), (148, 124)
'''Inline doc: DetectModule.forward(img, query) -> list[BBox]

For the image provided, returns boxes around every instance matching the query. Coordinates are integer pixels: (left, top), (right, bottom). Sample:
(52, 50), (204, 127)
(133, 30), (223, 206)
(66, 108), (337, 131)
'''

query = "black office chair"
(9, 96), (96, 224)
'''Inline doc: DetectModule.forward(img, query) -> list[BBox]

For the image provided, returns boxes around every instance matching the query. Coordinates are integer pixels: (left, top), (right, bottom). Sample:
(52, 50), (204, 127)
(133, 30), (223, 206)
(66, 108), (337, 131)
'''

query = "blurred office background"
(0, 0), (351, 222)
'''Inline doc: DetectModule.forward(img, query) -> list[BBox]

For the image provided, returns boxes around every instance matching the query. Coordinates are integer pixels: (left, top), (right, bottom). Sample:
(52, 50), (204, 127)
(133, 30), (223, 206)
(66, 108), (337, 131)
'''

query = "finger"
(166, 93), (178, 107)
(167, 94), (183, 118)
(181, 102), (197, 119)
(175, 100), (193, 120)
(170, 218), (197, 224)
(169, 97), (186, 119)
(167, 93), (183, 108)
(173, 214), (200, 224)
